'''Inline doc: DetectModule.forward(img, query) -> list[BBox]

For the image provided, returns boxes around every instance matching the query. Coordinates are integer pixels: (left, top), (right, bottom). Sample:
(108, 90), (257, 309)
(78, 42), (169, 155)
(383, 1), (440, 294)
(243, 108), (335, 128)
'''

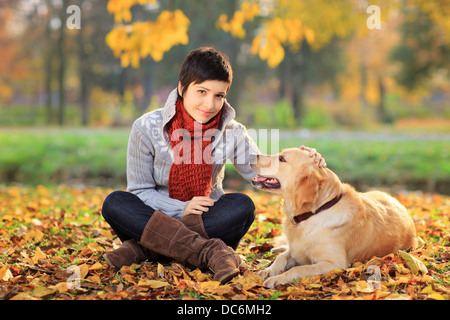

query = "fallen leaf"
(0, 265), (13, 281)
(10, 292), (37, 300)
(32, 246), (47, 264)
(48, 282), (69, 293)
(157, 262), (165, 278)
(398, 250), (428, 275)
(32, 285), (55, 298)
(137, 279), (170, 289)
(88, 262), (104, 271)
(77, 264), (90, 279)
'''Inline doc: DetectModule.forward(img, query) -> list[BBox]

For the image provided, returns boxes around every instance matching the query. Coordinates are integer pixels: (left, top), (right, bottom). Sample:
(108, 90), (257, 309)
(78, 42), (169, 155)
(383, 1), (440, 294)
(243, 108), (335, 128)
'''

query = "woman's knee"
(224, 193), (256, 224)
(101, 190), (128, 220)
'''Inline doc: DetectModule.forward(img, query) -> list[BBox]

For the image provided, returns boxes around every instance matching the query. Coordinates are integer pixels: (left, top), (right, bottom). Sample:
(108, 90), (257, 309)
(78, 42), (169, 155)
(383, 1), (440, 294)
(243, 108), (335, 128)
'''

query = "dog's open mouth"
(251, 175), (281, 189)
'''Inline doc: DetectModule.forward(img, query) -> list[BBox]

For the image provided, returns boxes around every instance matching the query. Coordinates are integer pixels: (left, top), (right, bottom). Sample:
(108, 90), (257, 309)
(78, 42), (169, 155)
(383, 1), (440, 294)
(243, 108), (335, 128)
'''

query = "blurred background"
(0, 0), (448, 194)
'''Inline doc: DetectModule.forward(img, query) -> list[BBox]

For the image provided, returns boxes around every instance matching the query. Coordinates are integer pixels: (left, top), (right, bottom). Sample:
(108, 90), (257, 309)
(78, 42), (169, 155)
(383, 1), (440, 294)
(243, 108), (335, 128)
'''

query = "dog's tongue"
(253, 175), (268, 182)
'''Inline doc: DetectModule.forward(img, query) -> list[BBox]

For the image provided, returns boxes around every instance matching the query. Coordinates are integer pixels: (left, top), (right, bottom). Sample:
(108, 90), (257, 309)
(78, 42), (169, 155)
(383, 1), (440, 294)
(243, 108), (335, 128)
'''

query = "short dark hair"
(178, 47), (233, 97)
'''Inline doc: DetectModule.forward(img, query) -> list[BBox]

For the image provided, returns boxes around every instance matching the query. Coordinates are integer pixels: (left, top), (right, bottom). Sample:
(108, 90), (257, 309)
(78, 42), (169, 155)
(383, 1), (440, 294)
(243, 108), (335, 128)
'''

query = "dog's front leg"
(263, 261), (344, 288)
(258, 251), (295, 279)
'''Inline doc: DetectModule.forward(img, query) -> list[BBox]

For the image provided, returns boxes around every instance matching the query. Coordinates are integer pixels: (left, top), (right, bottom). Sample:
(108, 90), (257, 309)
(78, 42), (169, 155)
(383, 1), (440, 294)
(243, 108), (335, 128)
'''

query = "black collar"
(290, 194), (343, 225)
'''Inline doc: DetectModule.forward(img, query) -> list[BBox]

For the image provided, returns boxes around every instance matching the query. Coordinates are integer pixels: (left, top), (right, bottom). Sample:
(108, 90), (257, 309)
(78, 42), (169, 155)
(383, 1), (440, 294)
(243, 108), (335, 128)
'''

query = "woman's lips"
(197, 109), (213, 117)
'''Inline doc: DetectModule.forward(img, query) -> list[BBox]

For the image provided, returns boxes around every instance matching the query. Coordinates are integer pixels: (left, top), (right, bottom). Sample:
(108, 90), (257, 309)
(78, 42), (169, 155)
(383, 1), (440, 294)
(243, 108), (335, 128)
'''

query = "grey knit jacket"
(126, 88), (259, 218)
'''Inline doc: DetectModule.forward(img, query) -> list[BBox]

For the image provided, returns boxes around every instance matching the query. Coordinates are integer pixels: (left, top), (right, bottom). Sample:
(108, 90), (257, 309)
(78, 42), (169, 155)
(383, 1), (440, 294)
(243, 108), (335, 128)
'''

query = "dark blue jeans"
(101, 191), (255, 250)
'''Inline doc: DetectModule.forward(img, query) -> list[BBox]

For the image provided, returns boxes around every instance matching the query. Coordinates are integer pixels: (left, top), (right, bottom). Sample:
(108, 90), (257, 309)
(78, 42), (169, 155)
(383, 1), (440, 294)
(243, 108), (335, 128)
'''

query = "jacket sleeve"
(228, 123), (259, 181)
(126, 123), (187, 219)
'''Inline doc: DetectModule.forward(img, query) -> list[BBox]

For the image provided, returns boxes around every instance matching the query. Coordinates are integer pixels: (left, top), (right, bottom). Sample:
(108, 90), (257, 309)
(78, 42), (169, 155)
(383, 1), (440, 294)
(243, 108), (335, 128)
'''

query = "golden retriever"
(251, 148), (417, 288)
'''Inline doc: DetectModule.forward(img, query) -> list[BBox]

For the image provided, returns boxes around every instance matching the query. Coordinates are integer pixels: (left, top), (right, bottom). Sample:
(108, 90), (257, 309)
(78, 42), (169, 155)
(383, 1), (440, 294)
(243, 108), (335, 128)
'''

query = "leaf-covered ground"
(0, 185), (448, 300)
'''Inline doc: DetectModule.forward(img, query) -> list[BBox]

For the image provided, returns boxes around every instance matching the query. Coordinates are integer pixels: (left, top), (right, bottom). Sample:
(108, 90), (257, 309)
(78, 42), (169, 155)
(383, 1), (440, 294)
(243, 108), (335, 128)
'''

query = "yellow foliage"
(411, 0), (450, 42)
(0, 80), (13, 101)
(219, 0), (364, 68)
(107, 0), (157, 23)
(106, 9), (190, 67)
(216, 1), (260, 39)
(249, 17), (315, 68)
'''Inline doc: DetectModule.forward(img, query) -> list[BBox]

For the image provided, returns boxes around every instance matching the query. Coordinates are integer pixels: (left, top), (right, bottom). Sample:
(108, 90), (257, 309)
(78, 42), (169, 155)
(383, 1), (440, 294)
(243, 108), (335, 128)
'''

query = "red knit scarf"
(167, 98), (222, 201)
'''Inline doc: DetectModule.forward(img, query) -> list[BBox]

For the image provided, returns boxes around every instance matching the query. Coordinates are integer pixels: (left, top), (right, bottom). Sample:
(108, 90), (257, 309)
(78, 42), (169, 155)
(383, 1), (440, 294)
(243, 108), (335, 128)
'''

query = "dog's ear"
(294, 169), (321, 211)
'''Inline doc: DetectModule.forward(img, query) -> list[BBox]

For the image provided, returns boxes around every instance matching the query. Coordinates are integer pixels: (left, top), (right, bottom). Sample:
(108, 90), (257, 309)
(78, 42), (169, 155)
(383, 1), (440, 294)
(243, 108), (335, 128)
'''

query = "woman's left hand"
(300, 145), (327, 168)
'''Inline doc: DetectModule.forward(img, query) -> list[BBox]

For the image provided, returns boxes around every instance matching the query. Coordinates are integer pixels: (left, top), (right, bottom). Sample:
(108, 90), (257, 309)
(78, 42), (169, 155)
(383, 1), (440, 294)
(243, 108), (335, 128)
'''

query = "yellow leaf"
(10, 292), (37, 300)
(87, 274), (102, 284)
(48, 282), (69, 293)
(429, 293), (446, 300)
(2, 215), (14, 222)
(78, 264), (90, 279)
(200, 280), (221, 293)
(89, 262), (104, 271)
(355, 280), (374, 293)
(32, 246), (47, 264)
(421, 285), (434, 294)
(137, 279), (170, 289)
(32, 285), (55, 298)
(0, 265), (13, 281)
(398, 250), (428, 275)
(157, 262), (165, 278)
(34, 229), (44, 243)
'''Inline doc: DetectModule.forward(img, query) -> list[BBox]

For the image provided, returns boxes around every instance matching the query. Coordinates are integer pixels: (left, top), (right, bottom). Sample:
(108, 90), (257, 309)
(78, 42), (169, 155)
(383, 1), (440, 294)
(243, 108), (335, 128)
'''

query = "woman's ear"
(294, 169), (320, 211)
(177, 81), (184, 97)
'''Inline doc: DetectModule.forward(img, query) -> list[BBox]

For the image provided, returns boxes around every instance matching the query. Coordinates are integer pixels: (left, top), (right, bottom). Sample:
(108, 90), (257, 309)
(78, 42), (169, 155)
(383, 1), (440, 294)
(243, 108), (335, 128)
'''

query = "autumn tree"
(105, 0), (368, 122)
(0, 4), (32, 104)
(391, 0), (450, 92)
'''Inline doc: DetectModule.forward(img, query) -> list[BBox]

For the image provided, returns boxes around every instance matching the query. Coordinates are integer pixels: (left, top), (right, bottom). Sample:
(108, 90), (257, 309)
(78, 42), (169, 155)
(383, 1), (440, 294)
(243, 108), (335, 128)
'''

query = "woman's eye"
(279, 156), (286, 162)
(198, 90), (206, 94)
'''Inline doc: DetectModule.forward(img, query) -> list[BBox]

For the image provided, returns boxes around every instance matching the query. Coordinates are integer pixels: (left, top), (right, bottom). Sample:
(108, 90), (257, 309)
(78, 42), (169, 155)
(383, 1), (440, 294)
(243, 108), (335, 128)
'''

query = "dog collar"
(291, 194), (343, 225)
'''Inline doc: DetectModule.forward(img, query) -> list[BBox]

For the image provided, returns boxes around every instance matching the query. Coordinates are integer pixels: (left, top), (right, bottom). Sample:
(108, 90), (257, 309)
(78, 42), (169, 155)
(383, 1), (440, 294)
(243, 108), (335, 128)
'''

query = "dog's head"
(251, 148), (340, 213)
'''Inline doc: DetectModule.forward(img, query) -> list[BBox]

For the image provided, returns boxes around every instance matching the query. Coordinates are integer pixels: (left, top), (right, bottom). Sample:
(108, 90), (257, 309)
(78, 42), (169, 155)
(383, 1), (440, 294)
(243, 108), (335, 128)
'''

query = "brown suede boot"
(103, 213), (209, 270)
(179, 213), (209, 238)
(139, 210), (240, 284)
(103, 239), (158, 270)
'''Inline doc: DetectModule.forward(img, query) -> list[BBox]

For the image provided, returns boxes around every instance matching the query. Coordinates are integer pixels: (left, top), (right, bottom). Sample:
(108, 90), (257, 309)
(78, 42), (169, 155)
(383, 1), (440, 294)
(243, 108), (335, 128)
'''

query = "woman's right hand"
(183, 196), (215, 216)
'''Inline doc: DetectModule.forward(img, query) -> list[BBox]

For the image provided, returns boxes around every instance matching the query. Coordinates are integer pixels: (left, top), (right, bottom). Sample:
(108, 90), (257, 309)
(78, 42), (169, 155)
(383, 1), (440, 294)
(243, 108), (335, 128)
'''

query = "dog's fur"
(251, 148), (417, 288)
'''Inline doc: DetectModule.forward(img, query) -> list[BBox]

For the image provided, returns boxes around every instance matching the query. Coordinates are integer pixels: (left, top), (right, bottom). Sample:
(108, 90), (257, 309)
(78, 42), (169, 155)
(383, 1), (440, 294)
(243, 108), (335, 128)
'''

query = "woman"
(102, 47), (325, 283)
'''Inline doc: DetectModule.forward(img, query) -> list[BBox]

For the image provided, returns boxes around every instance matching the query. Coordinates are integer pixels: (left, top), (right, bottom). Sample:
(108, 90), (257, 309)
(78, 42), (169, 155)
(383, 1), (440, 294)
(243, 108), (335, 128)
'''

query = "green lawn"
(0, 127), (448, 194)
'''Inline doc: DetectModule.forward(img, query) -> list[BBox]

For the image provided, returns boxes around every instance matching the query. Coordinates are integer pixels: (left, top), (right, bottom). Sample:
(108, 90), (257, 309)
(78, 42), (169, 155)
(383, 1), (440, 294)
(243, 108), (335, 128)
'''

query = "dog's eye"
(279, 156), (286, 162)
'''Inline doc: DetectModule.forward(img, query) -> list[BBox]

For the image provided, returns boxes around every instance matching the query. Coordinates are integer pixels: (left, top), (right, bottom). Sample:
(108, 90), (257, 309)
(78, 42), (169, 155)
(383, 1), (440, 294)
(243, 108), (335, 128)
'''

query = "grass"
(0, 128), (127, 186)
(0, 127), (449, 194)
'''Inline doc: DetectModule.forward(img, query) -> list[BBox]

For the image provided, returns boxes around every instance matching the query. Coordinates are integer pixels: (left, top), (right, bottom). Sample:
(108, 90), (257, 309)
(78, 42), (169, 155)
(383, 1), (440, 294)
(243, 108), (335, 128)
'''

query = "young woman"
(101, 47), (325, 283)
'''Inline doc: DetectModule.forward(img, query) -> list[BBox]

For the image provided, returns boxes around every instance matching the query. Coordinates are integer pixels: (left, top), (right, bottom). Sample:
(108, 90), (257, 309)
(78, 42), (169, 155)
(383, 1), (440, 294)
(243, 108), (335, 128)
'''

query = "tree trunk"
(291, 50), (304, 122)
(44, 0), (53, 124)
(78, 23), (89, 126)
(377, 76), (387, 123)
(57, 0), (66, 126)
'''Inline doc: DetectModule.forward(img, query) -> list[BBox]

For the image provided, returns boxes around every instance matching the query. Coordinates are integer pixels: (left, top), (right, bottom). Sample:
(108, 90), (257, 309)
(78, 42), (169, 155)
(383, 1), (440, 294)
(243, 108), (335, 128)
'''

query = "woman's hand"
(183, 196), (215, 216)
(300, 145), (327, 168)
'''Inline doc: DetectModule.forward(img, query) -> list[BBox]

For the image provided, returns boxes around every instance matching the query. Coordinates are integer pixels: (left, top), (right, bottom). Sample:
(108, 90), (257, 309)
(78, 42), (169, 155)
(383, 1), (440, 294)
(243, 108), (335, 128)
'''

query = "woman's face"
(178, 80), (228, 124)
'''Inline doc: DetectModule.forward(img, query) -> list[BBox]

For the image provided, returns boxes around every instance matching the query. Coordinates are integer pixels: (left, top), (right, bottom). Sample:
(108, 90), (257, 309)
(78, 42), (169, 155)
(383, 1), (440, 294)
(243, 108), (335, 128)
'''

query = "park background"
(0, 0), (449, 194)
(0, 0), (449, 301)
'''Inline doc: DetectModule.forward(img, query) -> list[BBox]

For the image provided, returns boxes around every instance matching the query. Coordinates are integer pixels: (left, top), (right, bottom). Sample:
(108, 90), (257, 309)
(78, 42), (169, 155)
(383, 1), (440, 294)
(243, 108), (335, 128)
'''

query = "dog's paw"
(271, 245), (288, 254)
(263, 275), (287, 289)
(258, 267), (277, 279)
